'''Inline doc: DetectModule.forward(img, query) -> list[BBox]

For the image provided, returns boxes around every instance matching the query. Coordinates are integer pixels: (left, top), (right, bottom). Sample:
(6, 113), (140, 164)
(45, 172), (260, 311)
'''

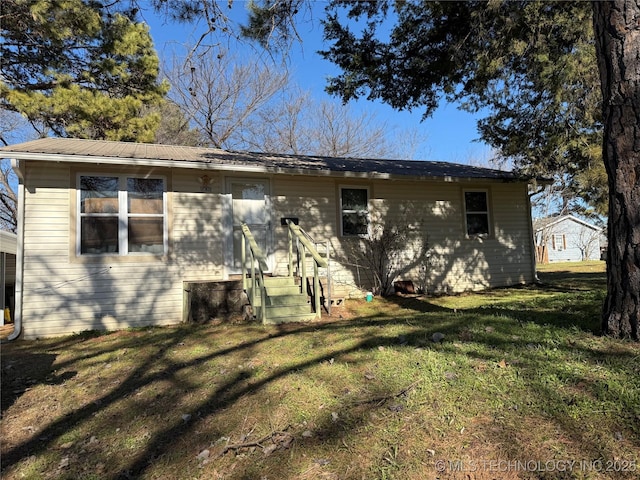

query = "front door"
(226, 178), (271, 274)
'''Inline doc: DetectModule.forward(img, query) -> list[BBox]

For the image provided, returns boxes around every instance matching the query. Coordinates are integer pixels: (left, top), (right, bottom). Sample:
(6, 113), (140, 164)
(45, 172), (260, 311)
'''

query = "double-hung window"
(341, 187), (369, 236)
(464, 190), (490, 237)
(552, 234), (566, 251)
(79, 175), (166, 255)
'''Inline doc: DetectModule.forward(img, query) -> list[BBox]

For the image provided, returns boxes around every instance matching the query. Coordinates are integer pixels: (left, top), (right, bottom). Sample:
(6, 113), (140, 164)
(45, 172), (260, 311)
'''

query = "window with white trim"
(552, 234), (566, 251)
(79, 175), (166, 255)
(340, 187), (369, 236)
(464, 190), (490, 236)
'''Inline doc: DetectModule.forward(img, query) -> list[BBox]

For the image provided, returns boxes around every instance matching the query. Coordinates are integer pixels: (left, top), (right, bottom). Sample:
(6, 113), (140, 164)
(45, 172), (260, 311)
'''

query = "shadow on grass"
(537, 270), (606, 291)
(1, 352), (73, 414)
(0, 318), (423, 477)
(2, 267), (637, 479)
(384, 265), (607, 336)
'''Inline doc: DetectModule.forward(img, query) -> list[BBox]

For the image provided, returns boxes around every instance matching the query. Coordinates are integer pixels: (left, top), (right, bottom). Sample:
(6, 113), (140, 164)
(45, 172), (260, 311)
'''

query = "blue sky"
(144, 1), (492, 165)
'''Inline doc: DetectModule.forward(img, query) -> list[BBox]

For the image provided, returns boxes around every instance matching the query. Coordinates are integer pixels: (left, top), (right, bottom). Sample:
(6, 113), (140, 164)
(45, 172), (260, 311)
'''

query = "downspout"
(4, 159), (25, 342)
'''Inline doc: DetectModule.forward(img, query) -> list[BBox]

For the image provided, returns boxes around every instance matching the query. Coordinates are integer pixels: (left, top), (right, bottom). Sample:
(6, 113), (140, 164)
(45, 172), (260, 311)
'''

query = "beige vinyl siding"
(267, 177), (533, 296)
(425, 181), (531, 292)
(21, 165), (235, 338)
(19, 158), (535, 337)
(23, 164), (69, 260)
(20, 163), (182, 338)
(488, 182), (533, 286)
(371, 180), (462, 293)
(269, 176), (365, 296)
(339, 180), (533, 294)
(270, 176), (338, 276)
(171, 170), (225, 280)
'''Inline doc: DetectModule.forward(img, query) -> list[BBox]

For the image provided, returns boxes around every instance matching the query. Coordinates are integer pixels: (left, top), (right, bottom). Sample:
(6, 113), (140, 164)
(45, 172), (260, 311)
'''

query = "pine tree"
(0, 0), (168, 141)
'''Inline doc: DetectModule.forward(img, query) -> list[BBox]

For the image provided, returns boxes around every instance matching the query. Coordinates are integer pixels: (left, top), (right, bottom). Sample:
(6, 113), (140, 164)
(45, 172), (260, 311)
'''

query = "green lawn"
(2, 260), (639, 479)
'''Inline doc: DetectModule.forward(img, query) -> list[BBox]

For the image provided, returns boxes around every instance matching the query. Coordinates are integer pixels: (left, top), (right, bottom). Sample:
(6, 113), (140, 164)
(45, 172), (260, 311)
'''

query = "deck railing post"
(300, 244), (307, 295)
(241, 233), (247, 290)
(240, 223), (271, 322)
(313, 261), (320, 316)
(296, 237), (300, 277)
(326, 241), (331, 316)
(250, 250), (256, 307)
(260, 283), (267, 323)
(288, 226), (294, 278)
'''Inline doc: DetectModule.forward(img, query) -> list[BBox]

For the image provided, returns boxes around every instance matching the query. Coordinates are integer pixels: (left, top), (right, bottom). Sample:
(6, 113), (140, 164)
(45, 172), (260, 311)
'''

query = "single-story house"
(533, 215), (606, 263)
(1, 137), (539, 339)
(1, 230), (17, 326)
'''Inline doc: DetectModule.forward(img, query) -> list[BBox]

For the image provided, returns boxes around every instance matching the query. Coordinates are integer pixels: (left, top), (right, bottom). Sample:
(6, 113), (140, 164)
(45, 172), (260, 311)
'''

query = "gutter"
(3, 159), (25, 342)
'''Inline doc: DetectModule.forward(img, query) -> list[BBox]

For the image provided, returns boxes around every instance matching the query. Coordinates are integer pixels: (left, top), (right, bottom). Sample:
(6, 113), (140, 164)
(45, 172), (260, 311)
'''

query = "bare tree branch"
(163, 48), (289, 149)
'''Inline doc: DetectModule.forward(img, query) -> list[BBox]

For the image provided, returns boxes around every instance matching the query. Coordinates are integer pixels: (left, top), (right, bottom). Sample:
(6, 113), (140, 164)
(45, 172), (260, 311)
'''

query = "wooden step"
(263, 312), (319, 325)
(246, 275), (319, 324)
(263, 276), (298, 287)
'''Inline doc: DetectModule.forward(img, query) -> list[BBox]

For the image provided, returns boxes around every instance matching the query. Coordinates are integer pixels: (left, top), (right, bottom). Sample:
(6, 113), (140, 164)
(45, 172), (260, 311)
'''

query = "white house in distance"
(533, 215), (605, 263)
(1, 137), (540, 339)
(1, 230), (17, 326)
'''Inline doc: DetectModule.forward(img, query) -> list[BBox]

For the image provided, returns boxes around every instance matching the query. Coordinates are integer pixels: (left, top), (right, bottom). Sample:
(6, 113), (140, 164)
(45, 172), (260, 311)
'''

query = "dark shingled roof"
(1, 137), (527, 181)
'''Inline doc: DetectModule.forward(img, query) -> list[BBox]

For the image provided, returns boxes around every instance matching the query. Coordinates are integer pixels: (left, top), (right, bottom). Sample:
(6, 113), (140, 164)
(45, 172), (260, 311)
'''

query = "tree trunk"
(593, 0), (640, 340)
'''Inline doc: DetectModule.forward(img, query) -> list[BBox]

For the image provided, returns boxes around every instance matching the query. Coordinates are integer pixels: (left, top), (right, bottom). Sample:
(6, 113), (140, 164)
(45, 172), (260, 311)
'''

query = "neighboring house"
(1, 230), (17, 326)
(533, 215), (605, 263)
(1, 138), (539, 338)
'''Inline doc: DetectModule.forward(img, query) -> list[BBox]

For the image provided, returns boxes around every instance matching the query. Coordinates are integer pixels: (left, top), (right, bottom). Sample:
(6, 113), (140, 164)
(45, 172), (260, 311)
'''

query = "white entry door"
(226, 178), (271, 274)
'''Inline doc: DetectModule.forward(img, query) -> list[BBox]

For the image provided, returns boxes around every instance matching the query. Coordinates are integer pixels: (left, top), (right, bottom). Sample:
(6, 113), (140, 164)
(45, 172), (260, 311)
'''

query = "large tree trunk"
(593, 0), (640, 340)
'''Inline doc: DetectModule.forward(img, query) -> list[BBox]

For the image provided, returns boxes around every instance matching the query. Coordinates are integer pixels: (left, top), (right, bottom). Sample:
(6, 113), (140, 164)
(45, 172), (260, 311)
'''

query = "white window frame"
(552, 234), (566, 251)
(77, 173), (168, 256)
(463, 189), (491, 237)
(340, 185), (370, 237)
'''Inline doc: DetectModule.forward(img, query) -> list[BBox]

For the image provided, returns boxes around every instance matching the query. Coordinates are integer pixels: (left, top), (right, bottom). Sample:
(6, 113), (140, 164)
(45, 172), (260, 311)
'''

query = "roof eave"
(4, 151), (520, 183)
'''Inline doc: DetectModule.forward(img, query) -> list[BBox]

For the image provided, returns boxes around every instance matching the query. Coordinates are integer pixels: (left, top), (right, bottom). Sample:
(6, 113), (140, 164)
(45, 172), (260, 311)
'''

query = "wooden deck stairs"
(246, 276), (318, 324)
(241, 221), (332, 325)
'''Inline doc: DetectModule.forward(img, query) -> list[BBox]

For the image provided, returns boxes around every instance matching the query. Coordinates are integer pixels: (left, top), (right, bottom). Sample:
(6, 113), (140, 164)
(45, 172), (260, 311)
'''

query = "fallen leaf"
(497, 359), (508, 368)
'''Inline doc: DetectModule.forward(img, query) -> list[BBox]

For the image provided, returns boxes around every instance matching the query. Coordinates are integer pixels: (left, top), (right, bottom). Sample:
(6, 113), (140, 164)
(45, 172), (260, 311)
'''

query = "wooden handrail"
(242, 221), (329, 323)
(286, 220), (330, 317)
(241, 223), (268, 322)
(288, 223), (328, 268)
(241, 224), (269, 271)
